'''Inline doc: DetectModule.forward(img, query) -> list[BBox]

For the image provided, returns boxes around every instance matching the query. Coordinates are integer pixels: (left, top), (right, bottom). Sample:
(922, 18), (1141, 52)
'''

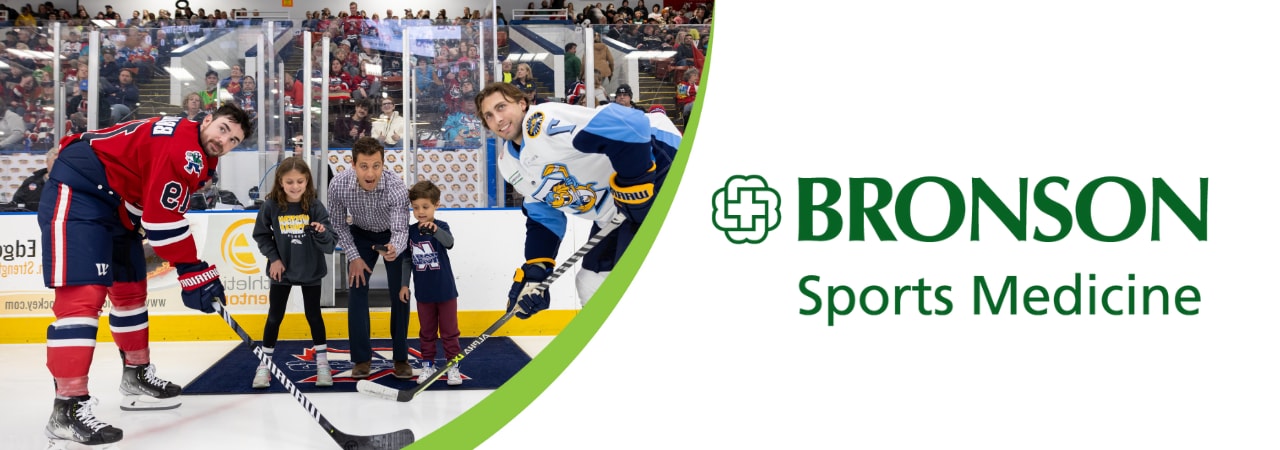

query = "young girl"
(250, 157), (337, 388)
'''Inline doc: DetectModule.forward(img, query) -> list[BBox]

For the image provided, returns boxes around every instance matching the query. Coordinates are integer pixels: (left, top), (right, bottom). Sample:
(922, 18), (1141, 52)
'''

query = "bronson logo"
(712, 175), (782, 244)
(712, 176), (1207, 243)
(221, 218), (260, 275)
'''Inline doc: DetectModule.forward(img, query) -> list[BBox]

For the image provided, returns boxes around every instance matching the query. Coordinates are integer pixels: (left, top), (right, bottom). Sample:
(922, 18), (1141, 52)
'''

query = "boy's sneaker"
(416, 363), (437, 384)
(46, 395), (123, 447)
(447, 365), (462, 386)
(251, 367), (271, 389)
(315, 362), (333, 387)
(120, 363), (182, 411)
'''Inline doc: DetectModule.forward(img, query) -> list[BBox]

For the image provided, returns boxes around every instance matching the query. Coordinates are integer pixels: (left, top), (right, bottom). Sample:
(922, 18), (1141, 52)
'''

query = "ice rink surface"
(0, 337), (552, 449)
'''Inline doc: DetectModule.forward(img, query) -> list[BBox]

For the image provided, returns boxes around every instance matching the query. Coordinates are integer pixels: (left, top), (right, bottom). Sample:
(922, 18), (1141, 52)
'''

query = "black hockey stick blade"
(356, 214), (627, 402)
(331, 428), (417, 450)
(213, 301), (417, 449)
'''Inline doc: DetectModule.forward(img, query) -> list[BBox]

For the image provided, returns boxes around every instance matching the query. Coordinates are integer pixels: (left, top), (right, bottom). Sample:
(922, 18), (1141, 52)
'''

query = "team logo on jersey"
(525, 111), (546, 139)
(533, 164), (606, 214)
(184, 151), (204, 175)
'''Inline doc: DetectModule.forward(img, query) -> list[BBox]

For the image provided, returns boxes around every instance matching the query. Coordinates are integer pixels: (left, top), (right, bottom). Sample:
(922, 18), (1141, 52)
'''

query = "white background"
(485, 1), (1280, 448)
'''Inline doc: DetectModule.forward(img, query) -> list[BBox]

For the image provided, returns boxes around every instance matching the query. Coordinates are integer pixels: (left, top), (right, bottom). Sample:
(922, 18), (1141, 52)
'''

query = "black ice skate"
(119, 363), (183, 411)
(45, 395), (123, 449)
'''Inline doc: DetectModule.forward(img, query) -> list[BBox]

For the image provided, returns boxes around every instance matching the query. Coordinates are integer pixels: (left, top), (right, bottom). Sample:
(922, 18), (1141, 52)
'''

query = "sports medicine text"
(791, 177), (1206, 324)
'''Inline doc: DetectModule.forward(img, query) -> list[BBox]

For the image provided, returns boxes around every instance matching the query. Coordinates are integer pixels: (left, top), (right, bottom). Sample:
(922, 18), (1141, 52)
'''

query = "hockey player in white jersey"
(475, 82), (681, 318)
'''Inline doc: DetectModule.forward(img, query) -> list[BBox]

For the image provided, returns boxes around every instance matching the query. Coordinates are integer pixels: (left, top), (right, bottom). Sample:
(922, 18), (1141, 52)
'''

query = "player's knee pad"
(107, 280), (147, 309)
(51, 285), (109, 318)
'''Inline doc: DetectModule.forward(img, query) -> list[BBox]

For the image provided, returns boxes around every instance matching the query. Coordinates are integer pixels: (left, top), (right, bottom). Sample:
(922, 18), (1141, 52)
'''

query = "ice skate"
(446, 364), (462, 386)
(251, 366), (271, 389)
(45, 395), (123, 449)
(315, 362), (333, 387)
(416, 363), (437, 384)
(119, 363), (182, 411)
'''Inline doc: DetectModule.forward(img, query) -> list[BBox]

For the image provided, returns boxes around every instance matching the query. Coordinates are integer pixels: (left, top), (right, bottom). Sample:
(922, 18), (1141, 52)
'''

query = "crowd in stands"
(1, 0), (710, 153)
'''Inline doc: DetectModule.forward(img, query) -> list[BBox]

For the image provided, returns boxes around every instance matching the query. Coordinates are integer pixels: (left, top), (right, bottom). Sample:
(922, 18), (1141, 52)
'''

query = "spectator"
(7, 147), (58, 211)
(0, 100), (25, 150)
(501, 59), (514, 83)
(221, 64), (245, 96)
(441, 99), (482, 147)
(412, 57), (434, 100)
(332, 100), (372, 146)
(199, 70), (224, 111)
(676, 67), (699, 125)
(16, 6), (38, 26)
(564, 42), (583, 91)
(100, 48), (123, 84)
(182, 92), (207, 122)
(102, 69), (140, 125)
(613, 83), (644, 111)
(370, 99), (405, 146)
(512, 62), (538, 104)
(592, 33), (614, 86)
(327, 58), (353, 97)
(674, 31), (698, 67)
(350, 63), (380, 101)
(283, 70), (304, 108)
(235, 75), (258, 120)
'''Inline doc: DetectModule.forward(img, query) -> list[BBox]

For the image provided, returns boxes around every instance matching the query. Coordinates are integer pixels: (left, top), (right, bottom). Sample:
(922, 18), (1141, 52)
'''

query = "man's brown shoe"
(352, 361), (372, 379)
(394, 360), (413, 379)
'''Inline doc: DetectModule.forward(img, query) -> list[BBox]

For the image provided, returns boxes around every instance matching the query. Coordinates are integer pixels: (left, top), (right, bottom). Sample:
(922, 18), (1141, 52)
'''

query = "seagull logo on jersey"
(533, 164), (605, 214)
(184, 151), (204, 175)
(412, 240), (441, 271)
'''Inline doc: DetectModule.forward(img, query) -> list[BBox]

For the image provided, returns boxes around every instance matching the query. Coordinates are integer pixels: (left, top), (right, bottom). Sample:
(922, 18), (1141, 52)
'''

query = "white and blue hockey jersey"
(498, 102), (681, 258)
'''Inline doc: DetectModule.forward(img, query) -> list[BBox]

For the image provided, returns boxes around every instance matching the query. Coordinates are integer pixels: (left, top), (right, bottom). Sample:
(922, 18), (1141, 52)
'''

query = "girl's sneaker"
(315, 362), (333, 387)
(251, 367), (271, 389)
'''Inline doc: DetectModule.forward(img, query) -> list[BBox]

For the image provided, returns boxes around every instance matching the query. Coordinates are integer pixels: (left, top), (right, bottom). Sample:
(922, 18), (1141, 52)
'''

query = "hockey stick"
(356, 214), (627, 402)
(212, 301), (416, 449)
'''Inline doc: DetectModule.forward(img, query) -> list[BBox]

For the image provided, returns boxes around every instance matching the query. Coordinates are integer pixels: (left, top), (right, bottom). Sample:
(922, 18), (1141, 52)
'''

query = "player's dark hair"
(210, 103), (254, 141)
(267, 156), (316, 212)
(473, 82), (527, 131)
(351, 136), (385, 163)
(408, 180), (441, 204)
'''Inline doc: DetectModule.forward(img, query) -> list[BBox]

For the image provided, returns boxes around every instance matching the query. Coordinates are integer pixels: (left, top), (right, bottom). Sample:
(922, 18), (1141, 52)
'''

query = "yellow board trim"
(0, 310), (575, 344)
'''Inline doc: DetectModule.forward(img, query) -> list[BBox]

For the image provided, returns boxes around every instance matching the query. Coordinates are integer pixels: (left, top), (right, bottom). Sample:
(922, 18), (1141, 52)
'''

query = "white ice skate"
(46, 395), (123, 449)
(119, 363), (182, 411)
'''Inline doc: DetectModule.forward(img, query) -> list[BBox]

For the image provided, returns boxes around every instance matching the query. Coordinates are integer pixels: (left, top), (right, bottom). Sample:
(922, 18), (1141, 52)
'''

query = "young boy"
(398, 180), (463, 385)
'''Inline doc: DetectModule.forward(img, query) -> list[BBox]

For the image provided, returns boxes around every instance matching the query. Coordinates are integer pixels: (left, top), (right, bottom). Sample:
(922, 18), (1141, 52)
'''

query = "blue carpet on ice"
(184, 338), (530, 394)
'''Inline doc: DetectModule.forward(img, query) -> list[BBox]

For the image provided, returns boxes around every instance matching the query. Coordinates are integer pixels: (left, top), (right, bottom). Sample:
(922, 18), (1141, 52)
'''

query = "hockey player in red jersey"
(38, 104), (252, 447)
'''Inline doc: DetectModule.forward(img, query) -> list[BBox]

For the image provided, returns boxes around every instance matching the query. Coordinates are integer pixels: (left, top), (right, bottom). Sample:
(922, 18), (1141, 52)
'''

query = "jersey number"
(547, 119), (576, 136)
(160, 181), (191, 212)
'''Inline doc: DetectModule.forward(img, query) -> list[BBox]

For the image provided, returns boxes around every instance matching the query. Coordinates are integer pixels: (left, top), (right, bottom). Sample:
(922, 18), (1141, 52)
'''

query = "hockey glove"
(176, 262), (224, 314)
(507, 260), (553, 319)
(610, 163), (657, 224)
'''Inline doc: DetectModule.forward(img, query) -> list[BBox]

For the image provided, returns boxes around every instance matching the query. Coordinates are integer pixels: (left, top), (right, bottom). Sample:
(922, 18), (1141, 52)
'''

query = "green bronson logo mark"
(712, 175), (781, 244)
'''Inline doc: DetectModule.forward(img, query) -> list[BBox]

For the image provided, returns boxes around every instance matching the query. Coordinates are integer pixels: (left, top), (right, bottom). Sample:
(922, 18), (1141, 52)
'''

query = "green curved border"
(406, 22), (714, 450)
